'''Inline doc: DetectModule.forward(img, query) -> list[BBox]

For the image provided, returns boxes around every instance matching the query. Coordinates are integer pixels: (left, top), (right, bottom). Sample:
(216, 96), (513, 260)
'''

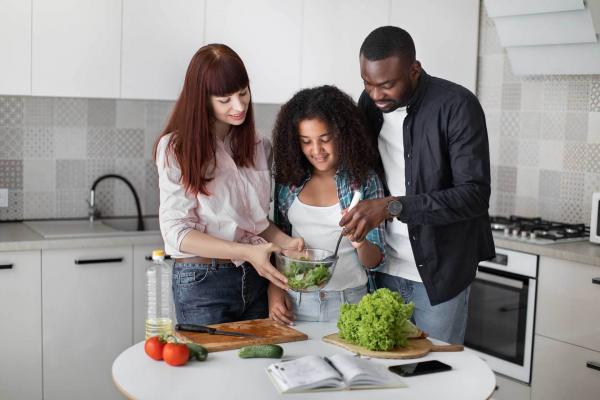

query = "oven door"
(464, 266), (536, 383)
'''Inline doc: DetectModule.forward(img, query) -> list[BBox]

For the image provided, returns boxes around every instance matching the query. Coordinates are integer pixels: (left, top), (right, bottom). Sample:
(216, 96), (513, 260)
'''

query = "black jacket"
(358, 70), (495, 305)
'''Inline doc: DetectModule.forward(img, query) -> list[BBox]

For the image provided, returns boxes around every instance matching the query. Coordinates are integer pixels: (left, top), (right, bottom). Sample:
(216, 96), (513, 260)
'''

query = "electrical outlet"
(0, 189), (8, 208)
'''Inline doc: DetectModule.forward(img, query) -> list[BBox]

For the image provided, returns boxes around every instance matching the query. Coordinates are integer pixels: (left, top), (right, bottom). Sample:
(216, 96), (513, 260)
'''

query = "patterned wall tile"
(87, 128), (115, 159)
(23, 97), (54, 126)
(23, 159), (55, 191)
(563, 142), (587, 172)
(521, 81), (543, 111)
(23, 191), (56, 219)
(542, 81), (568, 111)
(539, 170), (561, 198)
(498, 137), (518, 166)
(567, 81), (590, 112)
(144, 159), (159, 215)
(114, 159), (145, 198)
(85, 159), (115, 188)
(500, 112), (520, 137)
(479, 11), (503, 56)
(0, 160), (23, 189)
(477, 85), (502, 110)
(488, 131), (500, 165)
(113, 193), (138, 216)
(538, 196), (561, 221)
(588, 112), (600, 143)
(584, 173), (600, 218)
(116, 100), (145, 129)
(503, 56), (519, 83)
(496, 166), (517, 193)
(565, 112), (588, 141)
(88, 99), (116, 127)
(586, 144), (600, 173)
(54, 98), (87, 127)
(590, 82), (600, 112)
(92, 186), (114, 216)
(24, 127), (54, 158)
(516, 167), (538, 198)
(517, 139), (539, 167)
(56, 160), (85, 190)
(0, 97), (24, 126)
(559, 198), (585, 223)
(495, 192), (516, 216)
(54, 127), (86, 159)
(114, 129), (144, 158)
(0, 190), (23, 220)
(501, 83), (521, 110)
(56, 190), (88, 218)
(560, 171), (585, 202)
(519, 112), (540, 138)
(514, 196), (538, 217)
(478, 55), (504, 87)
(0, 127), (23, 159)
(540, 112), (565, 140)
(538, 140), (564, 171)
(146, 101), (173, 134)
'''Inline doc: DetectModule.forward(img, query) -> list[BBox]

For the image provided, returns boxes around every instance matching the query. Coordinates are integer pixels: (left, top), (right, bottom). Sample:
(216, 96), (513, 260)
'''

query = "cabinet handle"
(0, 264), (14, 270)
(593, 278), (600, 285)
(74, 257), (124, 265)
(587, 361), (600, 372)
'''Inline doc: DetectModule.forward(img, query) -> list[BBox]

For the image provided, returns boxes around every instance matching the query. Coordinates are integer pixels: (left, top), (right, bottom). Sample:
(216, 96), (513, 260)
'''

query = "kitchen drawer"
(536, 256), (600, 351)
(532, 335), (600, 400)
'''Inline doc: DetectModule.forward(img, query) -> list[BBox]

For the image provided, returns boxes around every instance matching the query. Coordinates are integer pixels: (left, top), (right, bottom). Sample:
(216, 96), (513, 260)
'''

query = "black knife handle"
(175, 324), (215, 334)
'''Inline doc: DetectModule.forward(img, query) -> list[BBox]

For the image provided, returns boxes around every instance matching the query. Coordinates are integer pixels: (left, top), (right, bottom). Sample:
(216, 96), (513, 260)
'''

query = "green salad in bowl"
(275, 248), (337, 292)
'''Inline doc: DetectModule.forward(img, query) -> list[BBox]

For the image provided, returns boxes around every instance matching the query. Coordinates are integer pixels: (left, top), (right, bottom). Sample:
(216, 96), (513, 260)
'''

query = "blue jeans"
(172, 261), (268, 325)
(287, 285), (368, 322)
(375, 272), (470, 344)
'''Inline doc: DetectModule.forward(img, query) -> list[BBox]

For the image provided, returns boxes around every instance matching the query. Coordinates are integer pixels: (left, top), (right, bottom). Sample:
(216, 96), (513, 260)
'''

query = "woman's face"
(298, 118), (338, 175)
(210, 86), (251, 126)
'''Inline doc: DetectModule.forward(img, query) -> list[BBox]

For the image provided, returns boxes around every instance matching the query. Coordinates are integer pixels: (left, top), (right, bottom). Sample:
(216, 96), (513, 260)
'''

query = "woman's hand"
(246, 242), (288, 290)
(284, 236), (305, 252)
(268, 284), (294, 325)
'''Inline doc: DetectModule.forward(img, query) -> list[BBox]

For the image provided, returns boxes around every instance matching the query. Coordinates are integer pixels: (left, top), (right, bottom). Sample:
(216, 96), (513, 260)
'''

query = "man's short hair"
(360, 26), (416, 62)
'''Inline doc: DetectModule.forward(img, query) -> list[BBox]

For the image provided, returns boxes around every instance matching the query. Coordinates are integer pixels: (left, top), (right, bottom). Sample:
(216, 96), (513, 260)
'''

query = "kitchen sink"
(24, 217), (160, 239)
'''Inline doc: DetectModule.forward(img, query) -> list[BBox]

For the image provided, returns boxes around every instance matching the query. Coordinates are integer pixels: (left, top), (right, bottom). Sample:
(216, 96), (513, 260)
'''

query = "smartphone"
(388, 360), (452, 377)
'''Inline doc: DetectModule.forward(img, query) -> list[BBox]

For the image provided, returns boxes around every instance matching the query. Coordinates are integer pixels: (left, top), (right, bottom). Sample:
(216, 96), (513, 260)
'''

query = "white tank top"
(287, 197), (367, 291)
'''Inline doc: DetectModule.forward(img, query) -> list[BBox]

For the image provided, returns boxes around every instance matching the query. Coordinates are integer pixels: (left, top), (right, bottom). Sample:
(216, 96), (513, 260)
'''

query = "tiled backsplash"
(479, 6), (600, 223)
(0, 97), (280, 221)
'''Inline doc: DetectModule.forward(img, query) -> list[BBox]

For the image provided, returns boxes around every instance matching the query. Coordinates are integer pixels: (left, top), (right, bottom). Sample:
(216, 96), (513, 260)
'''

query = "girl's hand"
(284, 236), (305, 252)
(246, 243), (288, 290)
(268, 284), (294, 325)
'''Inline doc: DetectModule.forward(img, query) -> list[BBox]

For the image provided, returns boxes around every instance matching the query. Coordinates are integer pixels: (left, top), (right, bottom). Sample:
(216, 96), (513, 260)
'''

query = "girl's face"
(210, 86), (251, 126)
(298, 118), (338, 175)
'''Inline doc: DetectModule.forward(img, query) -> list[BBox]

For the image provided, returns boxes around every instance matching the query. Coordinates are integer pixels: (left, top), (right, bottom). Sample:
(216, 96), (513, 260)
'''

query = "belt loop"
(211, 258), (217, 271)
(341, 289), (346, 304)
(298, 292), (302, 306)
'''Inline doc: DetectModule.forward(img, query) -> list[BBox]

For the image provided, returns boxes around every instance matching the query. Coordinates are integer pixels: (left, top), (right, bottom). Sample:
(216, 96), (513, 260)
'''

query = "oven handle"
(593, 278), (600, 285)
(476, 269), (526, 289)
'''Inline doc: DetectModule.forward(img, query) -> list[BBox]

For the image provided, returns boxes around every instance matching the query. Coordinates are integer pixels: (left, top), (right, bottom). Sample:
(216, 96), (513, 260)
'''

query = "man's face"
(360, 55), (421, 113)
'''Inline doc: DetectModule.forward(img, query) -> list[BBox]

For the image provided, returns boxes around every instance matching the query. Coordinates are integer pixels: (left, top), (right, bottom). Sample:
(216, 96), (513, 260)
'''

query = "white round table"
(113, 322), (496, 399)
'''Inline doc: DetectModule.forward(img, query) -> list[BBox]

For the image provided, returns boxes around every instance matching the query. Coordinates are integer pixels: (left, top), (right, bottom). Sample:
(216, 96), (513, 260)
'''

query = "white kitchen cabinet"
(531, 335), (600, 400)
(42, 246), (132, 400)
(493, 373), (531, 400)
(536, 257), (600, 352)
(32, 0), (122, 98)
(301, 0), (389, 101)
(205, 0), (303, 104)
(121, 0), (205, 100)
(133, 243), (164, 343)
(0, 251), (42, 400)
(0, 0), (31, 95)
(390, 0), (480, 94)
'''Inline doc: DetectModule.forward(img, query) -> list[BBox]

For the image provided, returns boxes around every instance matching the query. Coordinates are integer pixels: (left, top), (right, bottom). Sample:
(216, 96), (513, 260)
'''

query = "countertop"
(112, 321), (496, 400)
(0, 222), (162, 252)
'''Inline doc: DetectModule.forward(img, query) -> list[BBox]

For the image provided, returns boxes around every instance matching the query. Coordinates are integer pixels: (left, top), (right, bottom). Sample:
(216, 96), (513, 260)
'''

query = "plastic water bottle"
(145, 249), (174, 338)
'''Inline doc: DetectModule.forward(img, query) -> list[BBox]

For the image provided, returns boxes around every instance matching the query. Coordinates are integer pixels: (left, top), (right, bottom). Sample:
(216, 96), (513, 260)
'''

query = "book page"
(329, 354), (406, 388)
(267, 355), (345, 392)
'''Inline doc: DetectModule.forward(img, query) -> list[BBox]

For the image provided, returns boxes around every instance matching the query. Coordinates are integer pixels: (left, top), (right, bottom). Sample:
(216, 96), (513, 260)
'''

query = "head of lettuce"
(337, 288), (420, 351)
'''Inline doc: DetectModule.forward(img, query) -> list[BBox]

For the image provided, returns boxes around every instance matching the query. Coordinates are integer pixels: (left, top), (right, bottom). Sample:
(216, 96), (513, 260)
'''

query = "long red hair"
(153, 43), (257, 196)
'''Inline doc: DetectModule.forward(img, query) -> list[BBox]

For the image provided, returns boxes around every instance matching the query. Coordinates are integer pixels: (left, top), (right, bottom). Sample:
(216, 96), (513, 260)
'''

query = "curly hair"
(273, 85), (380, 186)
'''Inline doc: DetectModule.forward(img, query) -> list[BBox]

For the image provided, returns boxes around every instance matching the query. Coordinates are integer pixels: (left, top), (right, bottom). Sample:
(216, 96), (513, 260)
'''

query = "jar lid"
(152, 249), (165, 258)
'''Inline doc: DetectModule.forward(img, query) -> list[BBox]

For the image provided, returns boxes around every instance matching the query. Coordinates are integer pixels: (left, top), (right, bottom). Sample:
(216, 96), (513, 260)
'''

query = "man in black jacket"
(340, 26), (494, 344)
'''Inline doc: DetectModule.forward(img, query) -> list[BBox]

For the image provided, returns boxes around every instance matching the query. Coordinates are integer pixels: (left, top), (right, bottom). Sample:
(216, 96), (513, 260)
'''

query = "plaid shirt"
(274, 169), (386, 270)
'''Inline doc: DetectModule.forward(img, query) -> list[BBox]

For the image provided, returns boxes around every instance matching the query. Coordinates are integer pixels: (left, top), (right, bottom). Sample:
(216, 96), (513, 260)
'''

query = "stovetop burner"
(490, 215), (590, 244)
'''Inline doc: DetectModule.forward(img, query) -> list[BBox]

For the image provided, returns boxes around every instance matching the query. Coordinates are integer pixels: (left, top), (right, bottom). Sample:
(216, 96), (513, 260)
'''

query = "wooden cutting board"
(174, 318), (308, 352)
(322, 333), (463, 359)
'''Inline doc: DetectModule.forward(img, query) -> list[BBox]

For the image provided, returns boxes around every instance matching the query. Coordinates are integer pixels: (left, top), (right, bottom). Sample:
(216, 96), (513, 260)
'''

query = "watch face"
(388, 200), (402, 216)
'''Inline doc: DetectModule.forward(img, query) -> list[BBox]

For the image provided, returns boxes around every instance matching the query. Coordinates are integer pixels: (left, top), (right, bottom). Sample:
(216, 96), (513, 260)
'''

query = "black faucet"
(88, 174), (144, 231)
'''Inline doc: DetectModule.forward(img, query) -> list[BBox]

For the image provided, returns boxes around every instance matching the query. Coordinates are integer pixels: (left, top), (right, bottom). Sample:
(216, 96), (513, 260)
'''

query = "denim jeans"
(375, 272), (470, 344)
(287, 285), (368, 322)
(172, 261), (268, 325)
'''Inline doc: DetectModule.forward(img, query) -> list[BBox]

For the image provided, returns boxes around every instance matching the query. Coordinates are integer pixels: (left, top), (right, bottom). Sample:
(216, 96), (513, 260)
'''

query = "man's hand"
(268, 284), (294, 325)
(338, 197), (390, 242)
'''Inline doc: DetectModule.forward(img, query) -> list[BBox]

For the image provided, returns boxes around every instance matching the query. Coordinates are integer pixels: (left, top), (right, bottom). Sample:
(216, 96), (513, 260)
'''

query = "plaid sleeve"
(274, 183), (293, 236)
(362, 172), (386, 270)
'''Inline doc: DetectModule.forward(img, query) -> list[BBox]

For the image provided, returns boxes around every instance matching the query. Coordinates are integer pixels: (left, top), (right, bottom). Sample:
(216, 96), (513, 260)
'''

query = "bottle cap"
(152, 249), (166, 260)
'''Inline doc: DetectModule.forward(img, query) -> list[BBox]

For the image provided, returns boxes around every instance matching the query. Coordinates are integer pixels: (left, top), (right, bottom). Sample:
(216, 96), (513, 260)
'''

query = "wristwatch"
(387, 198), (403, 219)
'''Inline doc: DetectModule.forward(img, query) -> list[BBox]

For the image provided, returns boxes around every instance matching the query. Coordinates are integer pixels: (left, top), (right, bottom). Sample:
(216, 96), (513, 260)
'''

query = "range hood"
(485, 0), (600, 75)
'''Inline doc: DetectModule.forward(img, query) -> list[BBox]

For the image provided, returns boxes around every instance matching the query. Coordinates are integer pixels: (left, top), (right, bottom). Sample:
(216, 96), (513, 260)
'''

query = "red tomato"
(144, 336), (166, 361)
(163, 343), (189, 366)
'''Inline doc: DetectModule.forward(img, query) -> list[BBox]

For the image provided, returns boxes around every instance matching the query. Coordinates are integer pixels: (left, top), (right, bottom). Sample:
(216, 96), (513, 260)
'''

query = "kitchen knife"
(175, 323), (262, 338)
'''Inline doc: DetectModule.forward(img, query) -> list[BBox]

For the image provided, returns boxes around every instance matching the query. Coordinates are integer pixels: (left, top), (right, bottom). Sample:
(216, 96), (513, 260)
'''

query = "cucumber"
(238, 344), (284, 359)
(186, 343), (208, 361)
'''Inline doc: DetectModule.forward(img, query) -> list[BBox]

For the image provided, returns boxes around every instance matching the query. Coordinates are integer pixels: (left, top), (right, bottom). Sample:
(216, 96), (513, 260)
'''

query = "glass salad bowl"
(275, 248), (338, 292)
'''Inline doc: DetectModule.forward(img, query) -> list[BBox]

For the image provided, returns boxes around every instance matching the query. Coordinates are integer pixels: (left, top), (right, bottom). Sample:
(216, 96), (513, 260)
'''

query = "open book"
(266, 354), (407, 393)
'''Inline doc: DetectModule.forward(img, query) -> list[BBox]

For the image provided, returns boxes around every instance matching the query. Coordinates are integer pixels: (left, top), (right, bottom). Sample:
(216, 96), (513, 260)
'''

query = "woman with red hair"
(154, 44), (302, 325)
